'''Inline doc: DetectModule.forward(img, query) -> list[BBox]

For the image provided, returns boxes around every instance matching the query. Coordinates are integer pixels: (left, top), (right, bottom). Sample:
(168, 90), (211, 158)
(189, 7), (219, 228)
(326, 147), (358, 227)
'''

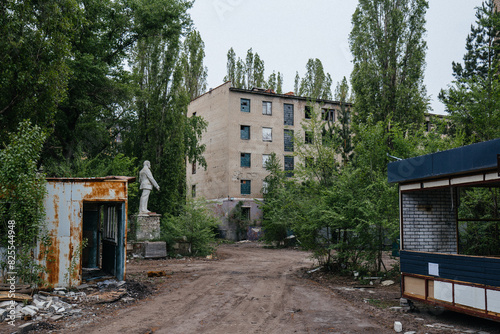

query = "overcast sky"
(190, 0), (483, 115)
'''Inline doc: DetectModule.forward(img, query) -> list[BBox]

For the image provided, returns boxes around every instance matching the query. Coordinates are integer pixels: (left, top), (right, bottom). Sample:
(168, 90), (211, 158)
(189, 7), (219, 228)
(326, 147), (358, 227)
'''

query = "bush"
(161, 198), (219, 257)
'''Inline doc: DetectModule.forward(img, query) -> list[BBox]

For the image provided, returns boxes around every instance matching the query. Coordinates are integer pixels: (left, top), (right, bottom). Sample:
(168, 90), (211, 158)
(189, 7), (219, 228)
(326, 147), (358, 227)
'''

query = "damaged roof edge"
(46, 176), (136, 183)
(387, 138), (500, 184)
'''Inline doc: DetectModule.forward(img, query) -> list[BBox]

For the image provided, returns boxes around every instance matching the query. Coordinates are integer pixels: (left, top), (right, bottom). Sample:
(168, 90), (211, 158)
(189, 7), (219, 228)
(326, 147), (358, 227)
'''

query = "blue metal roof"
(387, 138), (500, 183)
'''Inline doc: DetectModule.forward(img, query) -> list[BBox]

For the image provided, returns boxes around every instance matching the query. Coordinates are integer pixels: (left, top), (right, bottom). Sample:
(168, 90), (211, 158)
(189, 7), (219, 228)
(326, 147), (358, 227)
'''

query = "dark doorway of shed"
(82, 202), (125, 282)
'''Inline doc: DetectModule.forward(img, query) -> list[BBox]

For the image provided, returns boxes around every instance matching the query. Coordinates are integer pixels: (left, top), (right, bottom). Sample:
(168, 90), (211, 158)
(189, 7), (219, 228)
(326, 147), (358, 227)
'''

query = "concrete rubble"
(0, 279), (132, 325)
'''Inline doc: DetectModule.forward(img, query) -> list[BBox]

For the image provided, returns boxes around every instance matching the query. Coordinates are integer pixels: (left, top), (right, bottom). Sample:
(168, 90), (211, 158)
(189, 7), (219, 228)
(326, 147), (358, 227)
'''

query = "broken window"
(241, 207), (251, 221)
(322, 108), (335, 121)
(262, 154), (271, 168)
(241, 125), (250, 140)
(262, 127), (272, 141)
(262, 180), (269, 194)
(262, 101), (272, 115)
(305, 131), (313, 144)
(284, 103), (294, 125)
(284, 156), (294, 177)
(240, 98), (250, 112)
(305, 106), (312, 119)
(284, 129), (294, 152)
(241, 153), (251, 167)
(103, 205), (118, 243)
(241, 180), (251, 195)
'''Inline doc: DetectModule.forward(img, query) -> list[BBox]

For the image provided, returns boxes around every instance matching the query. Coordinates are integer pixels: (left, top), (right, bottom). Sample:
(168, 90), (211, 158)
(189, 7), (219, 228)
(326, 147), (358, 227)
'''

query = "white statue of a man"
(139, 160), (160, 214)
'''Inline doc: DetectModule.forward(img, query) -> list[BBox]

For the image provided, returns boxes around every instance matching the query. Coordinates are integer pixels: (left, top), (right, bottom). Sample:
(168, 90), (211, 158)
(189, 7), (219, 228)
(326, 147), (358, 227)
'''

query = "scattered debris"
(0, 278), (152, 328)
(148, 270), (167, 277)
(307, 267), (321, 274)
(394, 321), (403, 332)
(0, 291), (32, 302)
(381, 280), (395, 286)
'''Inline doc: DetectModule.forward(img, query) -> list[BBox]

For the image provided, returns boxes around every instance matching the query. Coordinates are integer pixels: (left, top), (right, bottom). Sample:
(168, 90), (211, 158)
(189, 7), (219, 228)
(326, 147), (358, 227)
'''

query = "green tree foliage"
(0, 0), (76, 144)
(266, 71), (284, 93)
(261, 153), (298, 246)
(44, 0), (141, 173)
(349, 0), (429, 128)
(0, 120), (49, 284)
(224, 48), (280, 89)
(439, 0), (500, 143)
(127, 1), (209, 216)
(161, 198), (219, 256)
(298, 58), (333, 100)
(458, 187), (500, 256)
(180, 30), (208, 101)
(294, 106), (340, 187)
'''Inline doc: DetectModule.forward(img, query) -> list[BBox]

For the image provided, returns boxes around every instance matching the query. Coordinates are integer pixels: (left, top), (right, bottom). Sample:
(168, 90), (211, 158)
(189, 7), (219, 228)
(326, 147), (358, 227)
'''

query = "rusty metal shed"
(38, 176), (134, 287)
(388, 138), (500, 322)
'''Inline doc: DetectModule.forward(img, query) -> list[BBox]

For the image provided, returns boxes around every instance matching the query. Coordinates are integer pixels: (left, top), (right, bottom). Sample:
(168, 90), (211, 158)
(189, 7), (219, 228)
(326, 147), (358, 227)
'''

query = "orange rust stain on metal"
(52, 194), (59, 223)
(82, 181), (126, 201)
(45, 234), (60, 287)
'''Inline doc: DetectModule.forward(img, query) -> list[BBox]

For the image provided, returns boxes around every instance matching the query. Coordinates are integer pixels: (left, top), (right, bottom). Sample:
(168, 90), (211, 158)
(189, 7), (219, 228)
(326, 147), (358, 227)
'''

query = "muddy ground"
(2, 242), (500, 334)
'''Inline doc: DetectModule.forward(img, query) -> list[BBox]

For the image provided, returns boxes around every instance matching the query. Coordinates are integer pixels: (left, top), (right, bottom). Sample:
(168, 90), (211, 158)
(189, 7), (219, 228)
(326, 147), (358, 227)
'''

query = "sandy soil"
(2, 242), (499, 334)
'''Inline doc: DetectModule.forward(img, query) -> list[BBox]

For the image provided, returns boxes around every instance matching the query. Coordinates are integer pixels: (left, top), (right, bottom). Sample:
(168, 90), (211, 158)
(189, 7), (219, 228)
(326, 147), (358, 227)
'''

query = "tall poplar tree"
(180, 30), (208, 101)
(299, 58), (332, 100)
(349, 0), (429, 128)
(129, 0), (207, 216)
(439, 0), (500, 143)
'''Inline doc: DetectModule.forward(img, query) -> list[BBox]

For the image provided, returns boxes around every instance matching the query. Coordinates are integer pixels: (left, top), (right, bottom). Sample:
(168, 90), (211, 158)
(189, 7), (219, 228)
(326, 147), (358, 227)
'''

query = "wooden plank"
(0, 291), (32, 302)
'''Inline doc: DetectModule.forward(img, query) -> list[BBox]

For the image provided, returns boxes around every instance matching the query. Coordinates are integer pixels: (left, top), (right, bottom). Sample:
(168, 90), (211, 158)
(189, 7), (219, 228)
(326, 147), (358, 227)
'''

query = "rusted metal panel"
(39, 178), (131, 287)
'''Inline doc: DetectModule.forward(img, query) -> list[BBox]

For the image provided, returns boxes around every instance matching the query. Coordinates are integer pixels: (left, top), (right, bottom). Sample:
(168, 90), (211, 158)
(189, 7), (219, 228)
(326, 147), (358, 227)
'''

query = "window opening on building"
(241, 153), (251, 167)
(191, 185), (196, 198)
(192, 161), (196, 174)
(284, 104), (294, 125)
(284, 129), (294, 152)
(305, 131), (313, 144)
(305, 106), (312, 119)
(262, 154), (271, 168)
(241, 125), (250, 140)
(241, 180), (251, 195)
(241, 207), (251, 222)
(262, 101), (272, 115)
(322, 108), (335, 121)
(262, 180), (269, 194)
(284, 156), (294, 177)
(240, 98), (250, 112)
(262, 127), (272, 142)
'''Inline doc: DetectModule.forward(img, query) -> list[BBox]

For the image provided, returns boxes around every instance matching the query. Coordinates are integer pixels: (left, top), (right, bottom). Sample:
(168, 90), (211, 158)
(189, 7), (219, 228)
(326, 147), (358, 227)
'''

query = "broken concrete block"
(381, 280), (395, 286)
(21, 307), (37, 317)
(50, 315), (64, 321)
(0, 301), (14, 308)
(0, 309), (7, 322)
(17, 322), (34, 334)
(394, 321), (403, 332)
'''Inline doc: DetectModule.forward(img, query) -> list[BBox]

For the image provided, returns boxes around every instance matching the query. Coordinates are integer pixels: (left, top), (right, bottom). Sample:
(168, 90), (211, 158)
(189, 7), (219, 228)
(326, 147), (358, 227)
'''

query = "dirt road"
(72, 243), (388, 334)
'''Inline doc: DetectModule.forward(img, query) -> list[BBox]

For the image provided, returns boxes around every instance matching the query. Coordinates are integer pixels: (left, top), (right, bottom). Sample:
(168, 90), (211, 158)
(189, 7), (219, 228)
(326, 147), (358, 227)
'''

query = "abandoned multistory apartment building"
(186, 81), (347, 240)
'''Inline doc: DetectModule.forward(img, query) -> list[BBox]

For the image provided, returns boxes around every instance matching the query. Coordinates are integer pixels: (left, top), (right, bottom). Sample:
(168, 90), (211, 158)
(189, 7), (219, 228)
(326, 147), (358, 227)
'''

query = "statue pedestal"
(131, 213), (161, 241)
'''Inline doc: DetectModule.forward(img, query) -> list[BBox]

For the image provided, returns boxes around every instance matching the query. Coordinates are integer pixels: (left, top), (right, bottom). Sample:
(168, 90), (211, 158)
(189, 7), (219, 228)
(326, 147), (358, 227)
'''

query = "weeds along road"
(74, 243), (388, 334)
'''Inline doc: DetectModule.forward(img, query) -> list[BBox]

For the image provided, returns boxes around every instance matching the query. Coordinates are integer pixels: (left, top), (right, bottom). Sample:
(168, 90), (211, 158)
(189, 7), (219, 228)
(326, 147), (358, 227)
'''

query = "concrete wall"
(402, 188), (457, 253)
(211, 198), (263, 241)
